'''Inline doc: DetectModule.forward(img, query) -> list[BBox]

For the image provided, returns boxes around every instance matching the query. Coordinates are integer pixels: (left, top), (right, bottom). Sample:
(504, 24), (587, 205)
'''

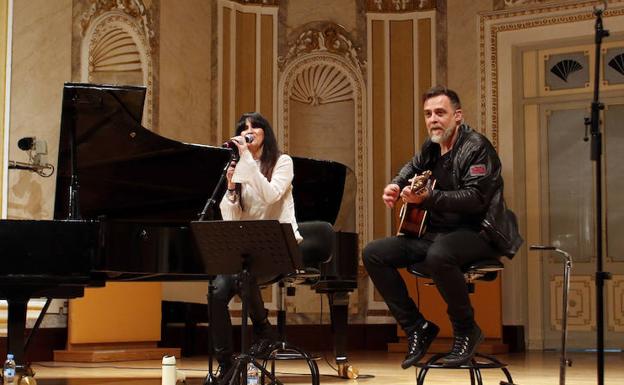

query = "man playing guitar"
(363, 86), (522, 369)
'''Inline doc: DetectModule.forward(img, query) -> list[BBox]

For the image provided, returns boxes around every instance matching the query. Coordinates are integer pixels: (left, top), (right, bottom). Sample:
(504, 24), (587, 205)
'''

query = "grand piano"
(2, 83), (358, 376)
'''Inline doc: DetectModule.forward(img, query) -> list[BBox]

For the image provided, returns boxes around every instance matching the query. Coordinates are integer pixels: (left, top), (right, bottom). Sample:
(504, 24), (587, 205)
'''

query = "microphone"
(222, 133), (254, 149)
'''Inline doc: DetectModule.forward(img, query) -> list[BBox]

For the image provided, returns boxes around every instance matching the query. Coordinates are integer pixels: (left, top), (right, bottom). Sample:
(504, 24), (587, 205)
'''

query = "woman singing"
(213, 112), (302, 378)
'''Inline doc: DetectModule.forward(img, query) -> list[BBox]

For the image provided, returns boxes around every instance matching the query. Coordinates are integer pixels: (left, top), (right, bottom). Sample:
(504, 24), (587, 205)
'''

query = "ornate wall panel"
(217, 0), (279, 311)
(484, 0), (624, 349)
(549, 275), (595, 331)
(365, 10), (435, 318)
(607, 275), (624, 331)
(218, 0), (277, 143)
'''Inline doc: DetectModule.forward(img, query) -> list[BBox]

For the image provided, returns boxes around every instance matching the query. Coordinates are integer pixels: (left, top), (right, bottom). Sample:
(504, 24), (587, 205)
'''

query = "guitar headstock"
(410, 170), (432, 191)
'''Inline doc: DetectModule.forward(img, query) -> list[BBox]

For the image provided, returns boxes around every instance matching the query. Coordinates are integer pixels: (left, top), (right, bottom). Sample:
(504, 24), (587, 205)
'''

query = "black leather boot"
(249, 319), (279, 358)
(401, 321), (440, 369)
(440, 324), (484, 366)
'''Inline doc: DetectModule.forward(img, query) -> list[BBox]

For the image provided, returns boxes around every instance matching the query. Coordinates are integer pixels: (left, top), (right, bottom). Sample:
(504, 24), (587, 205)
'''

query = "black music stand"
(190, 220), (303, 385)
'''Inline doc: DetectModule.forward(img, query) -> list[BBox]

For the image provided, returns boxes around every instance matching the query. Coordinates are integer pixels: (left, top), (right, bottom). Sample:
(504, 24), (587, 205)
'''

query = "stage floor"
(26, 350), (623, 384)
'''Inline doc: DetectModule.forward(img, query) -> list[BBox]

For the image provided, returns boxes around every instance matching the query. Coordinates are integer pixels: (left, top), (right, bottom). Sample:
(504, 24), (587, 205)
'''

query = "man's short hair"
(422, 86), (461, 110)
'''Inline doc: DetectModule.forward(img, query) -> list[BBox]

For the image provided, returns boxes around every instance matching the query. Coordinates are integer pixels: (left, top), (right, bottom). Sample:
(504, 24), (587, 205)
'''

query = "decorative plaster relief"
(369, 0), (435, 12)
(497, 0), (552, 10)
(291, 64), (353, 105)
(89, 26), (142, 75)
(80, 0), (157, 52)
(279, 24), (364, 73)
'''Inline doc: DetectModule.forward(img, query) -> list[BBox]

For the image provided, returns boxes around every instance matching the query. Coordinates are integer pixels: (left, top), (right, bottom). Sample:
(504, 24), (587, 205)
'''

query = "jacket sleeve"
(232, 152), (294, 205)
(391, 155), (425, 188)
(422, 138), (502, 214)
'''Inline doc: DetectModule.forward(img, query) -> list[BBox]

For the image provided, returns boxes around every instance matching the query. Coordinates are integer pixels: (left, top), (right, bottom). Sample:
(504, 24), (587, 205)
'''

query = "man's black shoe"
(440, 325), (484, 366)
(401, 321), (440, 369)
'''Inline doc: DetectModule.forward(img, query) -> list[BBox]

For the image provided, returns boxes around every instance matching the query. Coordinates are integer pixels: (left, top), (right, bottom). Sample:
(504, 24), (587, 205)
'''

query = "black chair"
(406, 258), (517, 385)
(255, 221), (335, 385)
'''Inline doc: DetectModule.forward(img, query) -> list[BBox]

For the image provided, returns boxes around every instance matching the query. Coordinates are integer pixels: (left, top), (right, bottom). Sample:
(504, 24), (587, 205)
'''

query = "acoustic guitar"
(396, 170), (435, 237)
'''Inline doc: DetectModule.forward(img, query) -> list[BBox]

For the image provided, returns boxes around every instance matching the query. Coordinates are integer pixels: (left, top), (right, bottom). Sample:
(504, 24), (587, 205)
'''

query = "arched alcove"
(80, 10), (154, 128)
(278, 25), (368, 247)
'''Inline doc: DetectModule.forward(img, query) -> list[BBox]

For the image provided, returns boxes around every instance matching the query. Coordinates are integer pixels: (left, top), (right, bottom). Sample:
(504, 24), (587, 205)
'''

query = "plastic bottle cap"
(162, 355), (176, 365)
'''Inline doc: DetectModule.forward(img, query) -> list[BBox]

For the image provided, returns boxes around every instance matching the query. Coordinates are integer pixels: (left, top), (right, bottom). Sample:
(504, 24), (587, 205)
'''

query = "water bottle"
(246, 362), (259, 385)
(3, 354), (16, 384)
(161, 355), (176, 385)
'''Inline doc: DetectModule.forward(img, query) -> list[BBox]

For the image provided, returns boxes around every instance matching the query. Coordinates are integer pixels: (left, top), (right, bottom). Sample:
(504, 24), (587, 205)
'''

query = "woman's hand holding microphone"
(224, 134), (254, 190)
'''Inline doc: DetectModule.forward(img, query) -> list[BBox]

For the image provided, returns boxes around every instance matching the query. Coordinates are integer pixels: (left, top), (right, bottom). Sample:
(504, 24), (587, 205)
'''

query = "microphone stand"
(197, 149), (235, 385)
(583, 7), (610, 385)
(198, 150), (236, 221)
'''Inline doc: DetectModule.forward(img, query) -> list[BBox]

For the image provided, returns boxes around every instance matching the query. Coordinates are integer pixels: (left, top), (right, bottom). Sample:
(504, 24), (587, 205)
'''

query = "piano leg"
(328, 291), (358, 379)
(7, 297), (28, 365)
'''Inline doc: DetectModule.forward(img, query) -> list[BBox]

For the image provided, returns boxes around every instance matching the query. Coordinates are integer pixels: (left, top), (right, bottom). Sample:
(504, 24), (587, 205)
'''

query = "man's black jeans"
(363, 229), (499, 334)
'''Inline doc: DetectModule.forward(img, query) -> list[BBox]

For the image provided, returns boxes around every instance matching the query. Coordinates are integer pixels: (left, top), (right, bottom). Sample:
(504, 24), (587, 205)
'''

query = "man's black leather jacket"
(391, 124), (523, 258)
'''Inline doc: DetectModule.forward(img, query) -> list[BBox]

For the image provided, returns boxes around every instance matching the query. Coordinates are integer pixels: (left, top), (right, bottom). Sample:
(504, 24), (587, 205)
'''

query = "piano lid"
(291, 156), (354, 229)
(53, 83), (232, 221)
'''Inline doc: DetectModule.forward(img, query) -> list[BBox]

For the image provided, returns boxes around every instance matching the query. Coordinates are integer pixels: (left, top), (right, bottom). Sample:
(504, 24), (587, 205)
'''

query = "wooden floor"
(25, 350), (623, 384)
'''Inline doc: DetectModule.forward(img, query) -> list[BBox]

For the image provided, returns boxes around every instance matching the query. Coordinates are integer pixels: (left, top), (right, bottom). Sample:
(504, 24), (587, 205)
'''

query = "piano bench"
(407, 258), (504, 294)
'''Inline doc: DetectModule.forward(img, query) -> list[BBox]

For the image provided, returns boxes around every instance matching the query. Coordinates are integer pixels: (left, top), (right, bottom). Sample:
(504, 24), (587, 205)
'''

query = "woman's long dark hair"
(235, 112), (281, 180)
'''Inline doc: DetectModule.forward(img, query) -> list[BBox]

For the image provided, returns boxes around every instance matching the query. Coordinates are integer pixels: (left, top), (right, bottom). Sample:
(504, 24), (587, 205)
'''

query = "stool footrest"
(257, 342), (321, 385)
(414, 353), (515, 385)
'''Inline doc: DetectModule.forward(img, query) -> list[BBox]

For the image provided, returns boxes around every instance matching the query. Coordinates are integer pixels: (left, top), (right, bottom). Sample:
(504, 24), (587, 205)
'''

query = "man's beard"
(430, 124), (455, 144)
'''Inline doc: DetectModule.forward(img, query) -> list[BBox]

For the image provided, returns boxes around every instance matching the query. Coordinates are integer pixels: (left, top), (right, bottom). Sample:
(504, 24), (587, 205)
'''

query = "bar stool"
(406, 259), (517, 385)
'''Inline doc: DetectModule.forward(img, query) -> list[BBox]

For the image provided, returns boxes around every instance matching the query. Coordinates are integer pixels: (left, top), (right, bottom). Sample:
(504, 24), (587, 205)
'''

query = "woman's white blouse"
(219, 151), (302, 242)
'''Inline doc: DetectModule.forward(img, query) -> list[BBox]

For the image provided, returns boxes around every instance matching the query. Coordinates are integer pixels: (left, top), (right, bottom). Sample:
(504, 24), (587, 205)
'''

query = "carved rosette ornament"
(80, 0), (156, 52)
